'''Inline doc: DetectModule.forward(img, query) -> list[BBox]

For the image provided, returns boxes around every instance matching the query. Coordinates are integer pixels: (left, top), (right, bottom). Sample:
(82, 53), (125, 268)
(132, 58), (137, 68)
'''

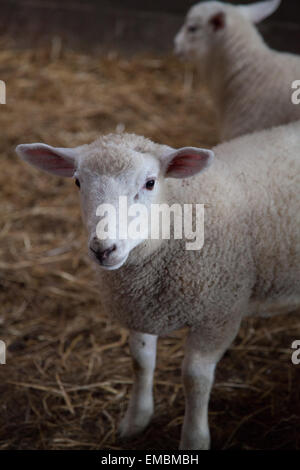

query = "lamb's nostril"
(101, 244), (116, 260)
(92, 244), (117, 263)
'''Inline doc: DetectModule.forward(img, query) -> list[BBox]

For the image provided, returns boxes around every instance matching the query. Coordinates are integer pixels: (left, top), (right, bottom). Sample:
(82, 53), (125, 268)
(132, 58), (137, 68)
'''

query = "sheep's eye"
(187, 25), (198, 33)
(75, 178), (80, 189)
(145, 179), (155, 190)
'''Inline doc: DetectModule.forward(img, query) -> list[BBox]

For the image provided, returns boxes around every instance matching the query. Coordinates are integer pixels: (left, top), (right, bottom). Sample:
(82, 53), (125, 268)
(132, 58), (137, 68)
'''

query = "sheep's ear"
(16, 143), (77, 177)
(162, 147), (214, 179)
(209, 11), (226, 31)
(238, 0), (281, 24)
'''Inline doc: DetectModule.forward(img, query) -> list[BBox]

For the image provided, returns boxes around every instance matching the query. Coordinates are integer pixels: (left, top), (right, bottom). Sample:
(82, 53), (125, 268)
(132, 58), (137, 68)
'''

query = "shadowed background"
(1, 0), (300, 53)
(0, 0), (300, 450)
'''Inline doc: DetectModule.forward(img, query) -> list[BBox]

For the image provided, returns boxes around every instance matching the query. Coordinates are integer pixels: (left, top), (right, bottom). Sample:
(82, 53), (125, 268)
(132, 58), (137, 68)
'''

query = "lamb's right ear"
(16, 143), (78, 177)
(238, 0), (281, 24)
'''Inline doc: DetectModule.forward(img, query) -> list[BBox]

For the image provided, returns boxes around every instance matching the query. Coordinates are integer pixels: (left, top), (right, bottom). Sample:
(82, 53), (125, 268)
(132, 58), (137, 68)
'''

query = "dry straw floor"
(0, 39), (299, 450)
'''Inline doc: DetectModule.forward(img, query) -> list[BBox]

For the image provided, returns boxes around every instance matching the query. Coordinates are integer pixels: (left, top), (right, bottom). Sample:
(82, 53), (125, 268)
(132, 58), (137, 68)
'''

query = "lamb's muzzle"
(90, 238), (117, 263)
(89, 236), (128, 270)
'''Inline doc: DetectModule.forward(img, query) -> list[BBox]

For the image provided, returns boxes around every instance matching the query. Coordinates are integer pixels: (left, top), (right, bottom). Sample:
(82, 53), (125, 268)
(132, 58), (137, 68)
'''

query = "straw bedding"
(0, 39), (299, 450)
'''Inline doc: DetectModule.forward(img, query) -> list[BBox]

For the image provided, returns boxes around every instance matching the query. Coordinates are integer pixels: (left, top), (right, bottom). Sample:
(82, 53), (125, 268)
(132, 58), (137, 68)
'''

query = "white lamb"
(175, 0), (300, 141)
(16, 121), (300, 449)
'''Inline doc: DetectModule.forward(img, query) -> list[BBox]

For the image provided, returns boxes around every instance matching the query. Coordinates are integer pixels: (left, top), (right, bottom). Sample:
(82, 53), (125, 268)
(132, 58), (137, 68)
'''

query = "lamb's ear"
(162, 147), (214, 179)
(16, 143), (77, 177)
(238, 0), (281, 24)
(209, 11), (226, 31)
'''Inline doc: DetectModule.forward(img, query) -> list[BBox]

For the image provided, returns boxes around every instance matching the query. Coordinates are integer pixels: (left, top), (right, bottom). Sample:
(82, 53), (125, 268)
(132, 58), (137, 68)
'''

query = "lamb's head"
(16, 134), (213, 270)
(174, 0), (281, 65)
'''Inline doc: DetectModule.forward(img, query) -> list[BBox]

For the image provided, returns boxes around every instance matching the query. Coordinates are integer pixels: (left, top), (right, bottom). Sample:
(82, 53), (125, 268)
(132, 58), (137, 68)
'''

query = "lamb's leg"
(180, 315), (241, 450)
(119, 331), (157, 438)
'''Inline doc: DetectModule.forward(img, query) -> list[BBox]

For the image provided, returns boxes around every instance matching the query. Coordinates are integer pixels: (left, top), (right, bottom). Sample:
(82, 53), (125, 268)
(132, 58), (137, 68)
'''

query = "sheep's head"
(16, 134), (213, 270)
(174, 0), (281, 65)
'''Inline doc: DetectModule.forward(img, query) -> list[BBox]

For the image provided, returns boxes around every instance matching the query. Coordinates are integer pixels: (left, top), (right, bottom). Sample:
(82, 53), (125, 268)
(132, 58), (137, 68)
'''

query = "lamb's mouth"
(90, 251), (129, 271)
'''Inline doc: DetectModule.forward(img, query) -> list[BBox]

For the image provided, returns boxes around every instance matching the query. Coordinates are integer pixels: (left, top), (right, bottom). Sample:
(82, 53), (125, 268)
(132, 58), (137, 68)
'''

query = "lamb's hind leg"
(119, 331), (157, 438)
(180, 314), (241, 450)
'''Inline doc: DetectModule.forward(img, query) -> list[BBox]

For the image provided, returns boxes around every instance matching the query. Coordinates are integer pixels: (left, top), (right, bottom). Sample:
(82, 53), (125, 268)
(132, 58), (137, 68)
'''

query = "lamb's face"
(16, 134), (214, 271)
(174, 0), (281, 66)
(76, 146), (161, 270)
(174, 2), (230, 65)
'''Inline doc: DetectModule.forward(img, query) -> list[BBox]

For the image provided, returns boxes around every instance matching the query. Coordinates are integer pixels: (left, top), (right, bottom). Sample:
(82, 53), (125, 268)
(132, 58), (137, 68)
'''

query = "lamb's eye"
(75, 178), (80, 189)
(187, 25), (198, 33)
(145, 179), (155, 190)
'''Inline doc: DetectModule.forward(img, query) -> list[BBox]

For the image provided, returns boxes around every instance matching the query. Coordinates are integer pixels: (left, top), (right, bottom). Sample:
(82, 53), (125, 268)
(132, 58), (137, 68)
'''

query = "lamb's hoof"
(179, 434), (210, 450)
(118, 410), (153, 440)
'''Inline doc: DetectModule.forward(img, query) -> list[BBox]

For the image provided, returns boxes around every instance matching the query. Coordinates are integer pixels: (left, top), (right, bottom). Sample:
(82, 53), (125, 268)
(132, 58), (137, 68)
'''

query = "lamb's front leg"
(180, 315), (241, 450)
(119, 331), (157, 438)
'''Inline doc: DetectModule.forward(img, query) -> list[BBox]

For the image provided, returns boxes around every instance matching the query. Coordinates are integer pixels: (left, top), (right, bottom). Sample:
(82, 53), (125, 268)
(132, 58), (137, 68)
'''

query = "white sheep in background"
(16, 122), (300, 449)
(175, 0), (300, 141)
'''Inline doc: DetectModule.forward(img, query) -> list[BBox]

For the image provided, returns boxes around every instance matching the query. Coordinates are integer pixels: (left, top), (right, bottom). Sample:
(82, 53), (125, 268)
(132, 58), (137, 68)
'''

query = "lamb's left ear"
(162, 147), (214, 179)
(16, 143), (78, 177)
(238, 0), (281, 24)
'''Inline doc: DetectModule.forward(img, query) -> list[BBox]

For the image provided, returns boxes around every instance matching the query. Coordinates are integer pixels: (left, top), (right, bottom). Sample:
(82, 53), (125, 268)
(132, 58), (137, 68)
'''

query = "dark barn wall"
(107, 0), (300, 18)
(0, 0), (300, 54)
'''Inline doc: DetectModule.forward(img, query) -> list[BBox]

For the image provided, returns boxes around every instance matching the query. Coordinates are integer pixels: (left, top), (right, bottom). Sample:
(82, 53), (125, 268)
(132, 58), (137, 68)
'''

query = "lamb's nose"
(92, 244), (117, 263)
